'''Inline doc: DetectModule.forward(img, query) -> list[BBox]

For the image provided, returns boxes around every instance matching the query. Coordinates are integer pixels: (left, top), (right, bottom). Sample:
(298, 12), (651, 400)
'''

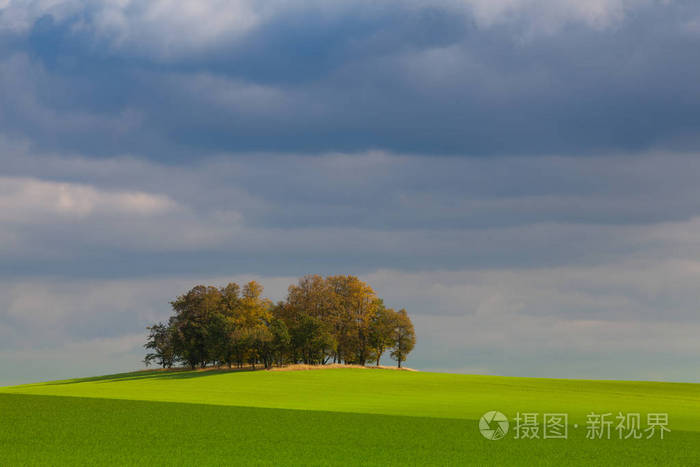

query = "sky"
(1, 0), (700, 384)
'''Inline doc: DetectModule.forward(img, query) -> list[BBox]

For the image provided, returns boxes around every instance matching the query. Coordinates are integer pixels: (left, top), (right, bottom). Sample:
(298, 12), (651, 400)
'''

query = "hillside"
(2, 368), (699, 465)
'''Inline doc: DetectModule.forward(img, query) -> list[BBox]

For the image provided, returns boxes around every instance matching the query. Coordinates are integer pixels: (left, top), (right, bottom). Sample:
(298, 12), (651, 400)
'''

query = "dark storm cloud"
(1, 0), (700, 158)
(2, 146), (700, 279)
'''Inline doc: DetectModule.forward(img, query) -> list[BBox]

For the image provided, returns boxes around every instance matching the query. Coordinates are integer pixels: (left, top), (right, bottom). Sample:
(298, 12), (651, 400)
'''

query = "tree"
(170, 285), (222, 369)
(325, 275), (377, 365)
(220, 282), (242, 318)
(145, 276), (415, 371)
(290, 315), (336, 364)
(286, 275), (336, 321)
(228, 327), (254, 368)
(217, 282), (242, 367)
(237, 281), (270, 328)
(390, 309), (415, 368)
(144, 321), (176, 368)
(368, 301), (397, 366)
(268, 317), (291, 366)
(284, 275), (334, 363)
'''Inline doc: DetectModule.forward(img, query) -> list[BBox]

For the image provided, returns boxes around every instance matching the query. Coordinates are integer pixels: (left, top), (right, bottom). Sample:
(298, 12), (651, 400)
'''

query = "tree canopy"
(144, 275), (416, 370)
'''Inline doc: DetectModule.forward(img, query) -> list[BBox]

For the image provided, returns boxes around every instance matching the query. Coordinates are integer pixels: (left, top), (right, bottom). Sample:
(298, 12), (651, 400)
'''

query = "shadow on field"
(44, 367), (258, 386)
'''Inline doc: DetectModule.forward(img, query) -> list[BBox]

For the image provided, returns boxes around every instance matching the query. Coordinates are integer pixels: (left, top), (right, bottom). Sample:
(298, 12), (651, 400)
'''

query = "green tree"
(249, 324), (275, 369)
(368, 301), (397, 366)
(144, 320), (176, 368)
(390, 309), (415, 368)
(220, 282), (242, 318)
(229, 327), (253, 368)
(170, 285), (223, 369)
(217, 282), (242, 367)
(290, 315), (336, 364)
(268, 317), (291, 366)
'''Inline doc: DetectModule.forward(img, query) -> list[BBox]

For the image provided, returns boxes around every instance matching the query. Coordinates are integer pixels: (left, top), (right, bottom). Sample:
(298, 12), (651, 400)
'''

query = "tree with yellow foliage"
(145, 275), (416, 369)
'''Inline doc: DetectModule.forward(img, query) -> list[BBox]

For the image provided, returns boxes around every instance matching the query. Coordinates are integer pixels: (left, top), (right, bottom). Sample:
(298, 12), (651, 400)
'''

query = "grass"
(2, 368), (700, 465)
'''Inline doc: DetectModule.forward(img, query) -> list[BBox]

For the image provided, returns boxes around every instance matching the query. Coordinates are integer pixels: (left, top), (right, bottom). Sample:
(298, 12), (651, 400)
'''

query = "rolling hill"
(2, 368), (699, 465)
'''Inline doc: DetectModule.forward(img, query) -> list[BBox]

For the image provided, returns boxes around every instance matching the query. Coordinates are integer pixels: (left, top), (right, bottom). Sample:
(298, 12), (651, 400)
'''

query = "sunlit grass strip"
(3, 369), (700, 431)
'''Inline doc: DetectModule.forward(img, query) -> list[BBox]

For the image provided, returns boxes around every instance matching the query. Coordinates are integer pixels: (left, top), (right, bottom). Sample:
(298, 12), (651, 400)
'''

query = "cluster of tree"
(144, 275), (416, 370)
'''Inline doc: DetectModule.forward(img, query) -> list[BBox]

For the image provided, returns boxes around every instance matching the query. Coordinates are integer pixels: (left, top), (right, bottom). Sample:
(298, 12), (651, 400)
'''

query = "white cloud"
(0, 0), (80, 34)
(0, 174), (244, 255)
(84, 0), (266, 59)
(4, 139), (700, 263)
(0, 333), (145, 359)
(365, 262), (700, 380)
(0, 333), (146, 385)
(367, 257), (700, 324)
(458, 0), (651, 33)
(0, 0), (270, 60)
(0, 0), (661, 60)
(0, 176), (176, 222)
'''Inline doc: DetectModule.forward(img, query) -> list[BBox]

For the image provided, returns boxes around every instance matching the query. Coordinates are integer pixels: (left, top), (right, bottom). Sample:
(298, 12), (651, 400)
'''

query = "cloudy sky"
(2, 0), (700, 384)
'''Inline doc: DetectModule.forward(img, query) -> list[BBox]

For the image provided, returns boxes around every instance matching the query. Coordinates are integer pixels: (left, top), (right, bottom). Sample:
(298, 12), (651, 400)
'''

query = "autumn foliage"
(144, 275), (416, 369)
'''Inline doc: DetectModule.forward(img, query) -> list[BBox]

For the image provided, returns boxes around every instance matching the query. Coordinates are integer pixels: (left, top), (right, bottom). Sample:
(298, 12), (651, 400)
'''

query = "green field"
(2, 368), (699, 465)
